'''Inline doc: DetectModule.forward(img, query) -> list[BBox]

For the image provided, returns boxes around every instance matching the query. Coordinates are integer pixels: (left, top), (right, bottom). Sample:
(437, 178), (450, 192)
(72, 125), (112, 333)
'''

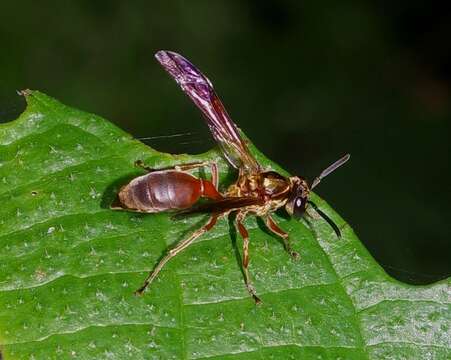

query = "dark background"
(1, 1), (449, 284)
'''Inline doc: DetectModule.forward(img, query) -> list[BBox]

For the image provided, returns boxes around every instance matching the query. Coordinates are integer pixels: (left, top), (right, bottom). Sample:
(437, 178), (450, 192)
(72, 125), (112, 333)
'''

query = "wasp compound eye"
(293, 196), (307, 217)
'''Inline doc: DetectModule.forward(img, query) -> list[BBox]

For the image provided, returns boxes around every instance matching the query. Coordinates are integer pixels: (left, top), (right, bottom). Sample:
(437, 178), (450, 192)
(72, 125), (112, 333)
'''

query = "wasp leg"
(135, 160), (220, 195)
(210, 162), (219, 190)
(236, 211), (262, 304)
(199, 162), (222, 200)
(134, 159), (155, 172)
(135, 214), (219, 295)
(265, 215), (300, 260)
(135, 159), (211, 172)
(135, 160), (219, 187)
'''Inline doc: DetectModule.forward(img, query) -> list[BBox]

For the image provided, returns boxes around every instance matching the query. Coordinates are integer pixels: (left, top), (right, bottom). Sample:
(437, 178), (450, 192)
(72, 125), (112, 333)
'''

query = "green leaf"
(0, 91), (449, 360)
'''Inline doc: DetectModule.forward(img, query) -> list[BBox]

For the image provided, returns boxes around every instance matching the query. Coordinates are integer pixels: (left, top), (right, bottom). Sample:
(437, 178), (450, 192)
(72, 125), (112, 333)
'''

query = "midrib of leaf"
(0, 91), (448, 360)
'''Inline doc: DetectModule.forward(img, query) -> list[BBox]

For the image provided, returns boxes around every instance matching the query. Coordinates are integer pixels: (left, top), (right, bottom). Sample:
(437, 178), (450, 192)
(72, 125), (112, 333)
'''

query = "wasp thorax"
(262, 171), (291, 199)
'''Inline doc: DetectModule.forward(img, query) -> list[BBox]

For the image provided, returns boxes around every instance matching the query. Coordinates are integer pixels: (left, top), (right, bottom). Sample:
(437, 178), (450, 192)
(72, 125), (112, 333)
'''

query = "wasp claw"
(246, 284), (262, 304)
(134, 288), (145, 296)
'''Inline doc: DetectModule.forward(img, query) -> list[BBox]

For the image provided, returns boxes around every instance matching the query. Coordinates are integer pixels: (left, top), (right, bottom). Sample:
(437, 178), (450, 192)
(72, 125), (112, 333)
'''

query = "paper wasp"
(113, 50), (350, 303)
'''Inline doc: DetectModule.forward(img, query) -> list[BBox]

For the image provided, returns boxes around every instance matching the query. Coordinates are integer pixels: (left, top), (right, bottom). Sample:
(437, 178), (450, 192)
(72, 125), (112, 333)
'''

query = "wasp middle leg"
(236, 211), (261, 304)
(135, 214), (219, 295)
(265, 215), (300, 260)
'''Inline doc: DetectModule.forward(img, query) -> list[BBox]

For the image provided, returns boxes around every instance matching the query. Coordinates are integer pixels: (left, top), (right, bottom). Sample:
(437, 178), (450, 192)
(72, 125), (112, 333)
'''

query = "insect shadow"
(227, 211), (292, 282)
(255, 210), (292, 249)
(228, 213), (245, 282)
(100, 170), (144, 211)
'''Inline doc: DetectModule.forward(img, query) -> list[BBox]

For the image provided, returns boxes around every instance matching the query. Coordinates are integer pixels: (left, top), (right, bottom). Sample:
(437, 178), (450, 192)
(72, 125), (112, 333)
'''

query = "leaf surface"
(0, 91), (449, 359)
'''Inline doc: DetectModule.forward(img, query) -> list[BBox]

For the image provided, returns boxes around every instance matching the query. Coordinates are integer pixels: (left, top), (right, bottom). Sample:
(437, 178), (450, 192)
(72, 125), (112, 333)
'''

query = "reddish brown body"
(116, 170), (221, 212)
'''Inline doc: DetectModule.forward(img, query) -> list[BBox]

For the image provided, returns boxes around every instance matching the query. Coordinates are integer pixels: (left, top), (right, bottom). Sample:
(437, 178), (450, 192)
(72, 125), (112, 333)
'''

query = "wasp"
(112, 50), (350, 303)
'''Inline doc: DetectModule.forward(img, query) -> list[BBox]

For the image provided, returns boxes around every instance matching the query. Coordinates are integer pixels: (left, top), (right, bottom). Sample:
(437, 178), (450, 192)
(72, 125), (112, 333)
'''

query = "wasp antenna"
(307, 201), (341, 238)
(311, 154), (350, 189)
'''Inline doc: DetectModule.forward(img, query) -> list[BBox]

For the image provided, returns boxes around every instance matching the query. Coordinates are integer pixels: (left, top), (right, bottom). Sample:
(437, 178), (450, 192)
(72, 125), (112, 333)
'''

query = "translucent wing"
(155, 50), (260, 174)
(174, 197), (265, 217)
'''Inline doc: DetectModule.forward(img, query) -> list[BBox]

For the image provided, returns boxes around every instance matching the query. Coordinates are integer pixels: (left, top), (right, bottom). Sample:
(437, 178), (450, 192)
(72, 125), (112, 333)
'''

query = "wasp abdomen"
(118, 170), (202, 212)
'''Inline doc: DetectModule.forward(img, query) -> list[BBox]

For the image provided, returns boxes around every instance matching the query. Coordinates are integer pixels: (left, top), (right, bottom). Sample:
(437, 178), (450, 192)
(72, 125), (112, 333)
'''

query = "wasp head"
(285, 176), (310, 218)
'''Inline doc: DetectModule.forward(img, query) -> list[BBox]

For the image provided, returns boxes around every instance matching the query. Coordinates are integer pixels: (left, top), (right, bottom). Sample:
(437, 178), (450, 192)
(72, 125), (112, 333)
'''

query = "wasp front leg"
(236, 211), (261, 304)
(265, 215), (300, 260)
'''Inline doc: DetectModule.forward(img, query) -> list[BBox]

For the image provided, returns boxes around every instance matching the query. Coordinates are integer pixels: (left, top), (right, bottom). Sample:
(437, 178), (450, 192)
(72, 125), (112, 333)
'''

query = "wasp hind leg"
(135, 214), (219, 295)
(134, 159), (211, 172)
(134, 159), (155, 172)
(134, 160), (219, 189)
(236, 211), (262, 304)
(265, 215), (300, 260)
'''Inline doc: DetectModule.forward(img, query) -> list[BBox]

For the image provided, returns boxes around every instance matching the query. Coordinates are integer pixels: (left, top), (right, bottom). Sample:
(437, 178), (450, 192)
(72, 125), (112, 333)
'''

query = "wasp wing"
(174, 197), (264, 217)
(155, 50), (260, 174)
